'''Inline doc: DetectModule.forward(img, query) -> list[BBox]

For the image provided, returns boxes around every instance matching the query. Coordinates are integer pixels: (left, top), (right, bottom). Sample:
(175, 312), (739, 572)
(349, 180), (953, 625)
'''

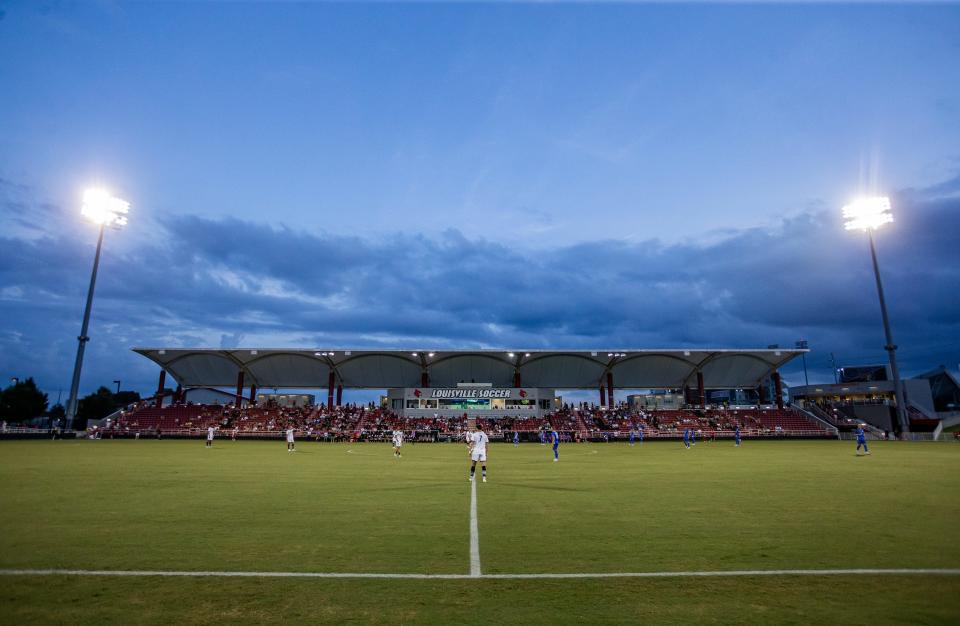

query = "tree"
(75, 387), (141, 430)
(0, 378), (49, 422)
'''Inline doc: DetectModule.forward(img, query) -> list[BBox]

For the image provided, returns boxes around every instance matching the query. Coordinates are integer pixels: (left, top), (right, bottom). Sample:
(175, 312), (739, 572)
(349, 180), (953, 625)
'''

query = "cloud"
(1, 175), (958, 397)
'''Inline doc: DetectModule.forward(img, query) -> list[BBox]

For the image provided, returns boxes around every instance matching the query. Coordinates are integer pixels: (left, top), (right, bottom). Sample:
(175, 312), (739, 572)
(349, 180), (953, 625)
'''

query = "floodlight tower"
(842, 196), (908, 435)
(64, 189), (130, 430)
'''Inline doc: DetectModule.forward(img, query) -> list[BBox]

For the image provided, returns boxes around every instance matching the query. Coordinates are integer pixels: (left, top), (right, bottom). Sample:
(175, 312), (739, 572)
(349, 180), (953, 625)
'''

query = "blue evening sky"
(0, 1), (958, 401)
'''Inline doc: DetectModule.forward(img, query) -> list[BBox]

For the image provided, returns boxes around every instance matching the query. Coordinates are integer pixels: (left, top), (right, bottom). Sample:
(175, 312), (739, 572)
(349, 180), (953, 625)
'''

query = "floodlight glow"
(82, 189), (130, 227)
(842, 197), (893, 231)
(508, 352), (515, 358)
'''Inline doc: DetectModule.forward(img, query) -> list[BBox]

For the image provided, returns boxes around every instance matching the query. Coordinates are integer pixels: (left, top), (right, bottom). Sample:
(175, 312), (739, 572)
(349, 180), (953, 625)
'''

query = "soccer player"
(691, 429), (697, 446)
(629, 429), (636, 446)
(638, 425), (644, 445)
(286, 426), (296, 452)
(683, 428), (691, 449)
(550, 428), (560, 462)
(206, 425), (215, 448)
(513, 431), (519, 447)
(392, 428), (404, 458)
(856, 424), (870, 455)
(539, 430), (546, 446)
(468, 423), (489, 482)
(735, 425), (741, 447)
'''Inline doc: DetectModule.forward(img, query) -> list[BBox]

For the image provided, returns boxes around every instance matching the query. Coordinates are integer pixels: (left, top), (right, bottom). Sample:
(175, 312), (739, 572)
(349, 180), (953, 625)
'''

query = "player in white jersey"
(468, 423), (489, 483)
(392, 429), (404, 458)
(286, 426), (296, 452)
(206, 425), (215, 448)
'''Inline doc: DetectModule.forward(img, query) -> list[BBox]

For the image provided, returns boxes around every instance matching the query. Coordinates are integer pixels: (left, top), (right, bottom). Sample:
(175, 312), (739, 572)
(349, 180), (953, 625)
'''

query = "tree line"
(0, 378), (140, 429)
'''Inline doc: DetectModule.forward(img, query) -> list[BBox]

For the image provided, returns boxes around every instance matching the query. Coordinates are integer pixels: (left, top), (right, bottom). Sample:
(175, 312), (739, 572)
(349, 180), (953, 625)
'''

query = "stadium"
(2, 3), (960, 625)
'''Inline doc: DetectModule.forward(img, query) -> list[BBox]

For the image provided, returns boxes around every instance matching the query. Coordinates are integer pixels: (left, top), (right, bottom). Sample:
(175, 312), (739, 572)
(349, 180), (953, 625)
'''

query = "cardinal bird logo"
(413, 389), (422, 397)
(519, 390), (527, 398)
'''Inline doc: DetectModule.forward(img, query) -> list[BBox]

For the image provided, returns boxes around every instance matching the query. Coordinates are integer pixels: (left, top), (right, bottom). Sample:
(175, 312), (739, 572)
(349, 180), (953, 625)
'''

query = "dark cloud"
(1, 176), (958, 397)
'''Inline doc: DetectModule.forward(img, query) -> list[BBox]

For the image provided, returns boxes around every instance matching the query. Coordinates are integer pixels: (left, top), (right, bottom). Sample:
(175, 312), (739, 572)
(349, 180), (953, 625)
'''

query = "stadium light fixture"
(842, 197), (893, 232)
(508, 352), (515, 358)
(81, 188), (130, 228)
(524, 353), (531, 357)
(427, 352), (435, 358)
(411, 352), (418, 357)
(65, 188), (131, 431)
(842, 195), (908, 435)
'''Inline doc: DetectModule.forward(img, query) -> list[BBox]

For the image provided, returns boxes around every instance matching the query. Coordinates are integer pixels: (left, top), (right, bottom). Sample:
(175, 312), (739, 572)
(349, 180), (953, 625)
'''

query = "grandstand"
(104, 346), (841, 440)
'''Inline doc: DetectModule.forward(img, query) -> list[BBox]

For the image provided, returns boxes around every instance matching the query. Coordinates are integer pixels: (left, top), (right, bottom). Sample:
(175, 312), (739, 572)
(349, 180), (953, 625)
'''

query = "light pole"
(842, 196), (908, 435)
(64, 189), (130, 430)
(113, 380), (121, 394)
(795, 340), (809, 386)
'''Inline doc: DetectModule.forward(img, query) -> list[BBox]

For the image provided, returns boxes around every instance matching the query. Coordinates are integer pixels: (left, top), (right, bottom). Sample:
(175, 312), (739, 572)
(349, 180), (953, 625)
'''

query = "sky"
(0, 1), (958, 404)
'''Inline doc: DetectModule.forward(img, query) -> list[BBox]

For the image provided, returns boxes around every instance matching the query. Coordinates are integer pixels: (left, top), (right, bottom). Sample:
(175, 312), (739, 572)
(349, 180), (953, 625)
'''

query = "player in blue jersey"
(629, 429), (636, 446)
(513, 431), (519, 447)
(539, 430), (546, 445)
(856, 424), (870, 455)
(691, 429), (697, 446)
(683, 428), (691, 449)
(638, 425), (644, 444)
(551, 429), (560, 462)
(735, 425), (741, 447)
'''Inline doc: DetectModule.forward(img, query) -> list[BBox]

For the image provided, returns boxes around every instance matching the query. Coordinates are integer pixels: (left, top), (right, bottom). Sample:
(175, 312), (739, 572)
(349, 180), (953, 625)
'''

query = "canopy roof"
(133, 348), (805, 390)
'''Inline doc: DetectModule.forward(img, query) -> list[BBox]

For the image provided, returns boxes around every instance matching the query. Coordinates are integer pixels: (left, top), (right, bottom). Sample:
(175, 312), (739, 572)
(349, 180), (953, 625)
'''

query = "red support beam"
(607, 372), (614, 410)
(697, 370), (705, 407)
(513, 371), (521, 388)
(249, 384), (257, 406)
(336, 384), (343, 406)
(174, 384), (183, 405)
(235, 370), (244, 407)
(599, 384), (606, 407)
(327, 371), (335, 411)
(773, 371), (784, 409)
(155, 370), (166, 408)
(758, 379), (767, 405)
(421, 371), (429, 387)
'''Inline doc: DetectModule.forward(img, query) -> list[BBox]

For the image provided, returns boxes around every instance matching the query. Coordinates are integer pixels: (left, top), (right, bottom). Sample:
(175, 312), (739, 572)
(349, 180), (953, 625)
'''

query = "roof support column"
(513, 370), (521, 388)
(235, 370), (245, 407)
(599, 383), (606, 407)
(421, 371), (429, 387)
(327, 371), (335, 411)
(773, 371), (784, 409)
(336, 384), (343, 407)
(155, 370), (166, 408)
(607, 372), (615, 410)
(697, 370), (705, 408)
(758, 379), (767, 405)
(174, 383), (182, 405)
(249, 384), (257, 406)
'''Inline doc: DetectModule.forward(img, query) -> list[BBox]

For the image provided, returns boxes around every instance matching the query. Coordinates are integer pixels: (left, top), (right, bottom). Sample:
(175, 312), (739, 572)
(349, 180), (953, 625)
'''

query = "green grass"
(1, 439), (958, 624)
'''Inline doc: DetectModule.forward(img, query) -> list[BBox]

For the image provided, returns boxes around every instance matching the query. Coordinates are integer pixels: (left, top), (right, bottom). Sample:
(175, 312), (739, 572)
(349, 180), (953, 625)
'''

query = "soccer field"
(1, 439), (958, 624)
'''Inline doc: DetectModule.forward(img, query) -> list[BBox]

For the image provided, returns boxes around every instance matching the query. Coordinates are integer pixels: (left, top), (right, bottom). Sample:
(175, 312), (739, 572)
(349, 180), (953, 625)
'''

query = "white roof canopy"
(133, 348), (805, 390)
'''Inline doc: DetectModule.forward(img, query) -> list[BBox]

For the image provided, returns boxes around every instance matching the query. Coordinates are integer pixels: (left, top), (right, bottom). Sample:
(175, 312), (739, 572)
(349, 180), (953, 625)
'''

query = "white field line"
(0, 568), (957, 580)
(470, 477), (481, 577)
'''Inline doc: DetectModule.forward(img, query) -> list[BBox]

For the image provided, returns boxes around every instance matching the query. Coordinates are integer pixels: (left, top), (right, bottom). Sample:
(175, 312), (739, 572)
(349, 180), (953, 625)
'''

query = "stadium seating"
(109, 401), (831, 440)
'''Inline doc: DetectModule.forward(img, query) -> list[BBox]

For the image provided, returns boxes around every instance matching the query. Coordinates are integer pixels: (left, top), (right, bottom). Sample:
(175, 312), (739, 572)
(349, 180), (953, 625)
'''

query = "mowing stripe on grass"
(470, 477), (481, 577)
(1, 568), (957, 580)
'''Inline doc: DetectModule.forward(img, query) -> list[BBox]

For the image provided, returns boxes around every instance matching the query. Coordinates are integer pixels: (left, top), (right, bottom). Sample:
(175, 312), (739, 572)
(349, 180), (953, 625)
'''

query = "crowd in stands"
(104, 399), (832, 440)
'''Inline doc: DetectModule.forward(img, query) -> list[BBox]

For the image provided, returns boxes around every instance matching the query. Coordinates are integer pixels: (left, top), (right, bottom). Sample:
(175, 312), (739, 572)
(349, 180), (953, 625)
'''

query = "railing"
(793, 405), (840, 437)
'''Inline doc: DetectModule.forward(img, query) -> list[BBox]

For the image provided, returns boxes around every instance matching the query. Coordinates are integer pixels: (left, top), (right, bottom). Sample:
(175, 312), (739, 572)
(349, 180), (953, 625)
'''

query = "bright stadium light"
(842, 195), (908, 435)
(842, 196), (893, 231)
(508, 352), (515, 358)
(65, 187), (131, 431)
(81, 188), (130, 227)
